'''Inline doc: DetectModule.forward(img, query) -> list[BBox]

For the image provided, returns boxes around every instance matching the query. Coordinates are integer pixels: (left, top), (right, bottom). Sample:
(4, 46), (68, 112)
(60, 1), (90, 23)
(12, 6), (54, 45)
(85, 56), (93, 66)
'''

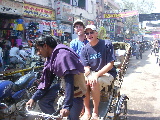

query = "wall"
(25, 0), (51, 7)
(72, 0), (96, 20)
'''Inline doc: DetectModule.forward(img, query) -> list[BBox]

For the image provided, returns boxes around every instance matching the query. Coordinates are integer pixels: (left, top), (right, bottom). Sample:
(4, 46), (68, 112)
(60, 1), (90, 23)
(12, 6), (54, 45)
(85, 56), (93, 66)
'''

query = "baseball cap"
(84, 25), (97, 32)
(73, 19), (85, 28)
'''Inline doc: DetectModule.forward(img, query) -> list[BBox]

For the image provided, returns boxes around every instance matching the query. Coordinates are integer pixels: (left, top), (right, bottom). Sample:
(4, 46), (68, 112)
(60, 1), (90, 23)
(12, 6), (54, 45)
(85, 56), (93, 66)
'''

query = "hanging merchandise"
(11, 30), (17, 37)
(13, 20), (18, 30)
(16, 19), (24, 31)
(10, 21), (14, 29)
(27, 21), (41, 39)
(57, 30), (63, 36)
(3, 19), (10, 28)
(54, 29), (58, 36)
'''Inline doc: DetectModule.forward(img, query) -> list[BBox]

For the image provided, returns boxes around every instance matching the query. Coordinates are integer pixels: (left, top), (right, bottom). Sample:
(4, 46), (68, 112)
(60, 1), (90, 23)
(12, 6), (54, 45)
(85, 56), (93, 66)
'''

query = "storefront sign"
(62, 13), (74, 22)
(15, 0), (24, 2)
(59, 24), (71, 33)
(0, 0), (23, 15)
(56, 1), (73, 22)
(50, 21), (58, 29)
(103, 11), (138, 19)
(23, 3), (55, 20)
(39, 20), (58, 31)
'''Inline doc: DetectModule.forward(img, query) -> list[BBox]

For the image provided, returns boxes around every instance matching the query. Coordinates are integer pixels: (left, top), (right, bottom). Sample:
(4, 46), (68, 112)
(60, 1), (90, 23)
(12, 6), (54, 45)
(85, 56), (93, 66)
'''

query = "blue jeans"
(38, 84), (84, 120)
(38, 84), (60, 114)
(68, 97), (84, 120)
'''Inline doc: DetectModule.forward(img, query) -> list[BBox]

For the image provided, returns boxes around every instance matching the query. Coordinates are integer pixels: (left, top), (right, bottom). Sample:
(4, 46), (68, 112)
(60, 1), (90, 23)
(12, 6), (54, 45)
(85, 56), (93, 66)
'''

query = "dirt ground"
(120, 50), (160, 120)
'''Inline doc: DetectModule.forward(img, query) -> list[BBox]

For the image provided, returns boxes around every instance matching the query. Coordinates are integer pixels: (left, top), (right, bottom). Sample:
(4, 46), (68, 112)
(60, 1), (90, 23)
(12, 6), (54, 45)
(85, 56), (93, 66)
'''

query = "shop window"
(78, 0), (86, 9)
(62, 0), (70, 4)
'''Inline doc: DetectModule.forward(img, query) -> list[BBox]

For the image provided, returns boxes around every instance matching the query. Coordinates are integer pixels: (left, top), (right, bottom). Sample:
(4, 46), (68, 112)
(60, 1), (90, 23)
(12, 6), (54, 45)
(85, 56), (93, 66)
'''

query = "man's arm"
(31, 88), (49, 102)
(95, 61), (114, 77)
(26, 88), (49, 108)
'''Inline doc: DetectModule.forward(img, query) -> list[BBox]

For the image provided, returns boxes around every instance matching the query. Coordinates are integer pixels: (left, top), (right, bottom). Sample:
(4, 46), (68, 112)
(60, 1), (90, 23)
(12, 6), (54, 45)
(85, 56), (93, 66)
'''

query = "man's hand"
(89, 72), (99, 87)
(60, 109), (70, 117)
(26, 99), (35, 110)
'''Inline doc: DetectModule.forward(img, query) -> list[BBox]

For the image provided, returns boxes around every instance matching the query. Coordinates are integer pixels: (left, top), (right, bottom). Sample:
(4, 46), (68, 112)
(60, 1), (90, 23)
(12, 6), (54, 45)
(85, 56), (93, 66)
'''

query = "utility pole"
(79, 13), (82, 20)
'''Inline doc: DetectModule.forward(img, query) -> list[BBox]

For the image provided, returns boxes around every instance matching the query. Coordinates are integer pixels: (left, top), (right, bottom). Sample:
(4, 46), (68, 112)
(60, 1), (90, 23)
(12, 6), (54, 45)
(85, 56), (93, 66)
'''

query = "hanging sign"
(103, 11), (138, 19)
(59, 23), (71, 33)
(55, 1), (73, 22)
(23, 3), (55, 20)
(0, 0), (23, 15)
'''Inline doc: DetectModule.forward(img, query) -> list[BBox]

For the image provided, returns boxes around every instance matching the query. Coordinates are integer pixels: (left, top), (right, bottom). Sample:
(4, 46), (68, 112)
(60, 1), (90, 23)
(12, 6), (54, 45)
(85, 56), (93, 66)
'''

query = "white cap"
(73, 19), (85, 27)
(85, 25), (97, 31)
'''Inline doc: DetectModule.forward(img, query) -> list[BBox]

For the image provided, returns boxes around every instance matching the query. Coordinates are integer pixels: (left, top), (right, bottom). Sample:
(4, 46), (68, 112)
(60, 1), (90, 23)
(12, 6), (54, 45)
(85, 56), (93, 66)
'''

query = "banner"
(59, 23), (72, 33)
(103, 11), (138, 19)
(55, 1), (73, 23)
(23, 3), (55, 20)
(0, 0), (23, 15)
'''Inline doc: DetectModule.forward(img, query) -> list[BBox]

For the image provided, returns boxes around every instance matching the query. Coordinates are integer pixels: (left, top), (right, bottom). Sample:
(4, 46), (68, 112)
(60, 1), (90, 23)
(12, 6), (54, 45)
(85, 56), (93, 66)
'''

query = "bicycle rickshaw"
(24, 42), (131, 120)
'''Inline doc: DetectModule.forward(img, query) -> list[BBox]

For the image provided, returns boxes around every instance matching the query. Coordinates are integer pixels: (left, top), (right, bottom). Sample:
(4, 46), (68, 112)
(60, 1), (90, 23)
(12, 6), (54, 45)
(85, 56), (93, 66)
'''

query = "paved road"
(120, 50), (160, 120)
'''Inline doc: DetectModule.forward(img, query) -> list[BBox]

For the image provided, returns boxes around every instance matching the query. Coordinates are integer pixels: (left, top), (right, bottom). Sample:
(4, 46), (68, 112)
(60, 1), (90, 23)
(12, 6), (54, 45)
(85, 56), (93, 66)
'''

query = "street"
(120, 50), (160, 119)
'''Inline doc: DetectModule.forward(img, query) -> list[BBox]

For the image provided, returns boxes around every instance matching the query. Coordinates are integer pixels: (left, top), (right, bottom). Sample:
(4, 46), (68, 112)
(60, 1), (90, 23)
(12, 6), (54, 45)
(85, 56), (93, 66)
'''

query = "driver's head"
(35, 35), (58, 57)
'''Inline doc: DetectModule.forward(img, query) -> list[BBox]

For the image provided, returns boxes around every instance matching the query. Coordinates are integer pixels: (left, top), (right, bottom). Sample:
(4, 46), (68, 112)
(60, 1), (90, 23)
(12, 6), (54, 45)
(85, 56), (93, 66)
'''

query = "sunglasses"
(85, 31), (94, 35)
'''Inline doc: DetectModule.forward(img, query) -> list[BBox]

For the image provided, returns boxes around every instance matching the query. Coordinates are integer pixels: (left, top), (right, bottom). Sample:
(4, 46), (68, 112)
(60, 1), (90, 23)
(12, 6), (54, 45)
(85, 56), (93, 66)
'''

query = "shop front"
(0, 0), (23, 47)
(23, 2), (56, 42)
(22, 2), (56, 57)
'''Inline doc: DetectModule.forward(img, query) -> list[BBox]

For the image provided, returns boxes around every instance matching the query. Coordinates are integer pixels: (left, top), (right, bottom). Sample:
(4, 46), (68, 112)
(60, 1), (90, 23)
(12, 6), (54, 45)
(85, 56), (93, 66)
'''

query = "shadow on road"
(127, 109), (160, 120)
(128, 109), (151, 114)
(128, 116), (160, 120)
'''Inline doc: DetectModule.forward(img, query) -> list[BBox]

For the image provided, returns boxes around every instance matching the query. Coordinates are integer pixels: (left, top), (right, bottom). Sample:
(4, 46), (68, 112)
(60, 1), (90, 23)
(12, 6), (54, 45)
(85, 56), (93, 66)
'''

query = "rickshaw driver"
(26, 35), (86, 120)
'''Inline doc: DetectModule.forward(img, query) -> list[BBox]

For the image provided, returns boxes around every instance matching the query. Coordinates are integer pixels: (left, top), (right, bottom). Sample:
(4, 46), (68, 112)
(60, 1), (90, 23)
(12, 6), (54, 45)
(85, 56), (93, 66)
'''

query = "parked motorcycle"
(0, 66), (39, 120)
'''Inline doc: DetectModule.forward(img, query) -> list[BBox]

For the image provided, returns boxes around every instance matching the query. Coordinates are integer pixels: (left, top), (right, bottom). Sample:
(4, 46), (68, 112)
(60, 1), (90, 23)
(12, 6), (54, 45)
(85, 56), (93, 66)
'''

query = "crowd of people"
(127, 39), (160, 60)
(0, 41), (29, 72)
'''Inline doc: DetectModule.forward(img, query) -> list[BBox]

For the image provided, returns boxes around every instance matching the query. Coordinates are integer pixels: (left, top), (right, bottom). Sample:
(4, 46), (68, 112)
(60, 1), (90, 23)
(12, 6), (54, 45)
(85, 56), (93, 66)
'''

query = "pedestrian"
(9, 43), (25, 68)
(80, 25), (117, 120)
(70, 19), (88, 57)
(19, 45), (29, 60)
(26, 35), (86, 120)
(65, 33), (72, 43)
(0, 43), (3, 72)
(135, 41), (141, 59)
(3, 45), (11, 69)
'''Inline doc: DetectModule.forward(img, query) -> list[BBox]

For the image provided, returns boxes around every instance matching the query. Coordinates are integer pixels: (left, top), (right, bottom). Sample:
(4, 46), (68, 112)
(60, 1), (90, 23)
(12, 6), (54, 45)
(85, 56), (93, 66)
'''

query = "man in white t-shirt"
(19, 45), (29, 60)
(9, 43), (25, 68)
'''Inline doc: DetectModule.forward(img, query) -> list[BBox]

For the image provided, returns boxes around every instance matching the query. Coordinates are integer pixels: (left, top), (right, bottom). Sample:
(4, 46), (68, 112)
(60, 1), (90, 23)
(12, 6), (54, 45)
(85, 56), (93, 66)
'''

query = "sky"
(115, 0), (160, 13)
(152, 0), (160, 13)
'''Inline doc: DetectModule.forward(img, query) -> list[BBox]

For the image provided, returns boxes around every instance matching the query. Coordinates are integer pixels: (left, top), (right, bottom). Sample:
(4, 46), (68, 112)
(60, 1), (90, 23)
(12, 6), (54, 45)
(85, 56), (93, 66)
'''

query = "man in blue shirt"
(80, 25), (117, 120)
(26, 35), (86, 120)
(70, 19), (88, 57)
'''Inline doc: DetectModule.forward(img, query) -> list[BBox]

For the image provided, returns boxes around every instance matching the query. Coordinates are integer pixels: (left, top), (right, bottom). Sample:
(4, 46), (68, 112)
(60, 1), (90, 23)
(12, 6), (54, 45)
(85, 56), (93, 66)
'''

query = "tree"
(117, 0), (155, 14)
(116, 0), (155, 39)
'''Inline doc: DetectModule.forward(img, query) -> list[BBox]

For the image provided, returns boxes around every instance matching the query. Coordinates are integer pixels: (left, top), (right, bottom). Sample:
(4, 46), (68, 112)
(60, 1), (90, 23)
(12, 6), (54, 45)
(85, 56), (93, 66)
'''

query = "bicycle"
(26, 107), (65, 120)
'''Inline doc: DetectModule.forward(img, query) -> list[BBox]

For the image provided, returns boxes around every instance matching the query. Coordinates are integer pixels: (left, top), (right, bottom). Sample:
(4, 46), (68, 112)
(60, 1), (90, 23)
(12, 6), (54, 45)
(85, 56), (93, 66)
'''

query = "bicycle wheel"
(114, 95), (129, 120)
